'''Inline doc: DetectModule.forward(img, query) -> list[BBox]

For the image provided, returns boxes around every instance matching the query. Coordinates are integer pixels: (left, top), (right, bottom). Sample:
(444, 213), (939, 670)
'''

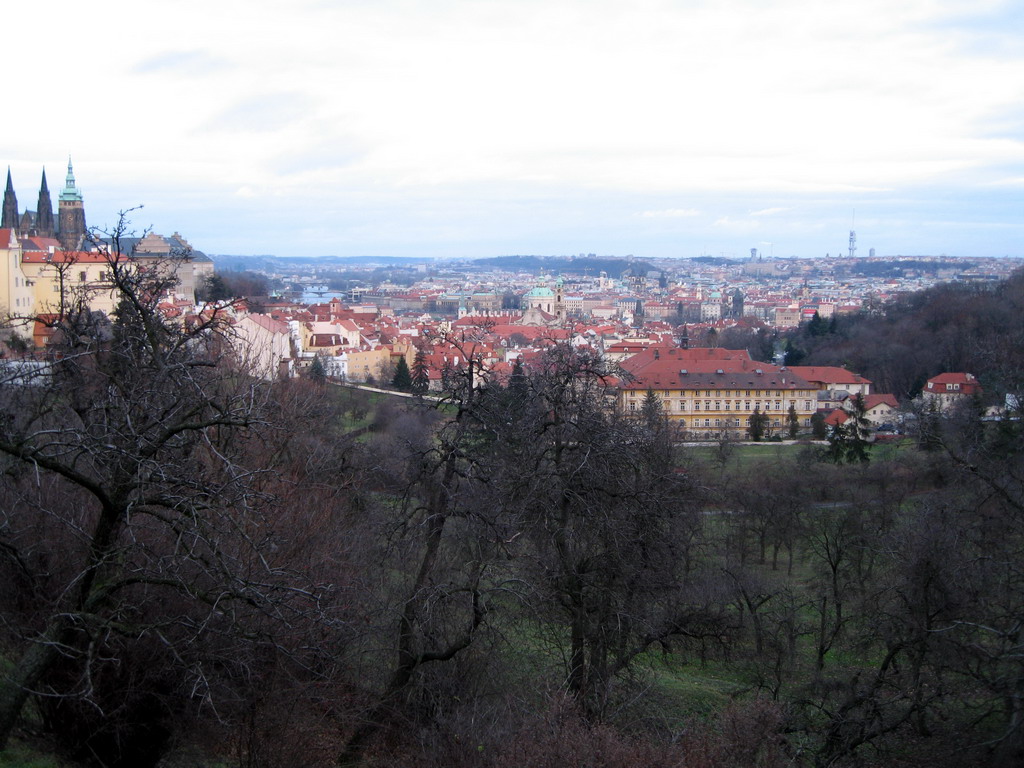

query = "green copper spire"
(60, 156), (83, 203)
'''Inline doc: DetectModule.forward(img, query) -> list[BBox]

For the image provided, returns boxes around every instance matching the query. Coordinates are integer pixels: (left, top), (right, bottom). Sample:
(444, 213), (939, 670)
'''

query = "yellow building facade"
(619, 347), (818, 439)
(0, 230), (34, 334)
(21, 250), (121, 318)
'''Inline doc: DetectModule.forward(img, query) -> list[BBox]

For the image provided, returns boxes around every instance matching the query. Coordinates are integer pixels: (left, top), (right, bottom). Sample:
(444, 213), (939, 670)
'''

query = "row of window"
(656, 389), (797, 398)
(13, 271), (100, 287)
(674, 417), (812, 429)
(653, 400), (815, 412)
(628, 395), (813, 412)
(686, 400), (810, 412)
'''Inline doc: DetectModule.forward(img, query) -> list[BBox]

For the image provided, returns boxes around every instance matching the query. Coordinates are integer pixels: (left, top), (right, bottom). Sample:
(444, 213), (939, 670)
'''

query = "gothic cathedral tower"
(35, 169), (55, 238)
(58, 157), (86, 251)
(2, 168), (18, 230)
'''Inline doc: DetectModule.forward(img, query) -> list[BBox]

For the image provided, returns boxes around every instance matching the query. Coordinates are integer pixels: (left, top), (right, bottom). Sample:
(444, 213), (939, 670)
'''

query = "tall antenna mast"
(848, 209), (857, 258)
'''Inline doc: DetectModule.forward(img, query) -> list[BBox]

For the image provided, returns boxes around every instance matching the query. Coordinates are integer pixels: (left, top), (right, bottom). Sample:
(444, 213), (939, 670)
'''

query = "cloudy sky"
(5, 0), (1024, 258)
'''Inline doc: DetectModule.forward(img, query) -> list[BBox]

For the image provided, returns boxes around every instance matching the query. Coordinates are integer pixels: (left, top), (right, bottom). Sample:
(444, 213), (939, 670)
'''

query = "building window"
(694, 402), (700, 410)
(704, 401), (711, 410)
(628, 402), (635, 411)
(678, 401), (685, 411)
(79, 271), (87, 282)
(725, 402), (731, 410)
(714, 418), (721, 427)
(714, 401), (721, 410)
(704, 418), (711, 427)
(745, 401), (751, 410)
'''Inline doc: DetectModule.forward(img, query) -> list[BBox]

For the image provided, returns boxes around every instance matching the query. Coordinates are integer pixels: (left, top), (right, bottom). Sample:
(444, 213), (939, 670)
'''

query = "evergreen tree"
(916, 400), (943, 451)
(748, 406), (768, 441)
(787, 402), (800, 439)
(824, 394), (872, 463)
(811, 411), (828, 440)
(411, 351), (430, 394)
(641, 387), (664, 430)
(392, 356), (413, 391)
(197, 273), (230, 302)
(308, 353), (326, 385)
(508, 356), (528, 401)
(806, 310), (826, 337)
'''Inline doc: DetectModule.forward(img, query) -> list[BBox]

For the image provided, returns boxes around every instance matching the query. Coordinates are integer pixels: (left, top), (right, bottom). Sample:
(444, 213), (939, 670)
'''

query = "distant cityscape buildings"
(0, 164), (1014, 437)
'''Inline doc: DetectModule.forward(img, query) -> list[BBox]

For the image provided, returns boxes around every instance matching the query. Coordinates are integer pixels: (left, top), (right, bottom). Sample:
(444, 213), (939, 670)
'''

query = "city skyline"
(5, 0), (1023, 259)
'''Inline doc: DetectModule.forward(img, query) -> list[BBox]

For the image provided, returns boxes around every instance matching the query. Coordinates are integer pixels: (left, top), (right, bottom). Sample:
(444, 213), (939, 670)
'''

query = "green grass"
(0, 742), (62, 768)
(643, 656), (748, 720)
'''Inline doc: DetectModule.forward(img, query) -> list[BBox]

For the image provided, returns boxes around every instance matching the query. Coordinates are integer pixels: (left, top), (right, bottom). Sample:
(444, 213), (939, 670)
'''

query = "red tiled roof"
(21, 250), (116, 264)
(619, 347), (812, 391)
(862, 393), (898, 410)
(19, 236), (63, 252)
(309, 333), (346, 347)
(824, 409), (849, 426)
(241, 313), (289, 335)
(927, 372), (977, 385)
(788, 366), (871, 386)
(619, 346), (750, 376)
(925, 372), (982, 395)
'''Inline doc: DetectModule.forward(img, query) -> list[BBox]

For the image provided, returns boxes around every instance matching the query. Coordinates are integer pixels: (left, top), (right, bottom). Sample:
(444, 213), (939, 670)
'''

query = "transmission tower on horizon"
(848, 210), (857, 258)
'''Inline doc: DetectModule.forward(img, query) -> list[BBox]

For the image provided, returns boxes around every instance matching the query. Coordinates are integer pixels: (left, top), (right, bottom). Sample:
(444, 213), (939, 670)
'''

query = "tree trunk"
(0, 621), (68, 749)
(338, 479), (452, 766)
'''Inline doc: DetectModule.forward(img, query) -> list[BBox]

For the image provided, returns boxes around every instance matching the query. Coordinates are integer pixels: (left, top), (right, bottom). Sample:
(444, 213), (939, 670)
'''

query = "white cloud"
(3, 0), (1023, 256)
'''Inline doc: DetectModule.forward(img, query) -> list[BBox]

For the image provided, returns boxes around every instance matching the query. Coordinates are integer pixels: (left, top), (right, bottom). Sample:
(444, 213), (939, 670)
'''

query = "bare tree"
(336, 341), (503, 765)
(0, 213), (318, 754)
(484, 344), (726, 719)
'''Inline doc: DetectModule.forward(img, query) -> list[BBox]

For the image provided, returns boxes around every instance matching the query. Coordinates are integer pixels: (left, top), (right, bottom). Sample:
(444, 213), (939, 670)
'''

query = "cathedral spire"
(60, 156), (83, 203)
(2, 167), (18, 230)
(35, 168), (55, 238)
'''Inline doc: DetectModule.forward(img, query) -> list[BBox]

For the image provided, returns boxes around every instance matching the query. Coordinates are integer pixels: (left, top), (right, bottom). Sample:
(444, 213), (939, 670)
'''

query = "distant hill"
(847, 259), (973, 278)
(689, 256), (739, 266)
(209, 254), (431, 271)
(473, 255), (655, 279)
